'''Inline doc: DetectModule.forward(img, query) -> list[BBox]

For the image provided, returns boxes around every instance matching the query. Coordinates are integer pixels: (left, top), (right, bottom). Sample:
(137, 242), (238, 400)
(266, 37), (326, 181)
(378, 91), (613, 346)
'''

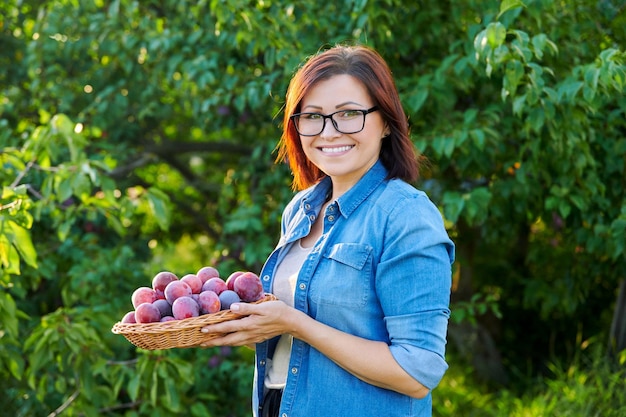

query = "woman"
(201, 44), (454, 417)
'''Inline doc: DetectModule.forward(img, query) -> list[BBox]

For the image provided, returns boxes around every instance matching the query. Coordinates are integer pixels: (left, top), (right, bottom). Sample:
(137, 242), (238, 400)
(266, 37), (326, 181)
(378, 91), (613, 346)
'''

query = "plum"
(121, 311), (136, 324)
(152, 271), (178, 292)
(219, 290), (241, 310)
(164, 280), (192, 304)
(135, 302), (161, 323)
(225, 271), (245, 291)
(198, 290), (221, 314)
(181, 273), (203, 294)
(172, 296), (200, 320)
(234, 272), (264, 302)
(153, 298), (172, 318)
(131, 287), (157, 309)
(202, 277), (228, 295)
(196, 266), (220, 284)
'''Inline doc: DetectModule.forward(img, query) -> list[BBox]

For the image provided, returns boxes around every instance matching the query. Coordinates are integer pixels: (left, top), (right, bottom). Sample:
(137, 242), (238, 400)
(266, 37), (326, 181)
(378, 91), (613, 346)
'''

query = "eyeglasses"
(290, 106), (379, 136)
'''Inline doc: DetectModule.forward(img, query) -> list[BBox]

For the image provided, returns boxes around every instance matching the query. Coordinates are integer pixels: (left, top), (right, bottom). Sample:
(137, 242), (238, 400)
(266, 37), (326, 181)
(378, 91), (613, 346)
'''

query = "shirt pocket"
(310, 243), (373, 308)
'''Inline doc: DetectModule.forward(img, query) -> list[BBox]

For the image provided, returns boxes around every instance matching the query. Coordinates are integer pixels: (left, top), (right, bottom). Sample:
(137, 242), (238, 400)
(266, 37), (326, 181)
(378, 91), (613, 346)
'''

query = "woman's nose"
(319, 118), (341, 139)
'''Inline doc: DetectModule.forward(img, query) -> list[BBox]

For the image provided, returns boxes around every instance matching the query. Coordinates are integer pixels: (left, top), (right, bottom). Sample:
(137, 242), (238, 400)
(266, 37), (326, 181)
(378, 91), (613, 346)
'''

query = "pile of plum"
(120, 267), (265, 324)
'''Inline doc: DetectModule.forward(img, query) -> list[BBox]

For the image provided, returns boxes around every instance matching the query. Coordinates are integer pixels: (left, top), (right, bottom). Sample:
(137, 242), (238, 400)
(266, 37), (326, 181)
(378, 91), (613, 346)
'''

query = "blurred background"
(1, 0), (625, 415)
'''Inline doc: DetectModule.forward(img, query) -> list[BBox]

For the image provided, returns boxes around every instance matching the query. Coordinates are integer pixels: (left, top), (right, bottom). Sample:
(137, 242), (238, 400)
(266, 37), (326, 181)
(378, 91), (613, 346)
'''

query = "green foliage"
(1, 0), (626, 415)
(450, 292), (502, 326)
(436, 343), (626, 417)
(0, 184), (37, 274)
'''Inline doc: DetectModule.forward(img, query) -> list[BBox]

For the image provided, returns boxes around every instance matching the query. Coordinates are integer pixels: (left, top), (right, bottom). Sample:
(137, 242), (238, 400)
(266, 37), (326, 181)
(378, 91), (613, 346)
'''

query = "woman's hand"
(199, 300), (292, 347)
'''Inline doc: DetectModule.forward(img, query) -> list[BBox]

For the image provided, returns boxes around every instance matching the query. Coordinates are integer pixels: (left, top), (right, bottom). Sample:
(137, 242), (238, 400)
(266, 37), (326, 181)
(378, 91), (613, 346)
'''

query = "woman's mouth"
(320, 145), (354, 154)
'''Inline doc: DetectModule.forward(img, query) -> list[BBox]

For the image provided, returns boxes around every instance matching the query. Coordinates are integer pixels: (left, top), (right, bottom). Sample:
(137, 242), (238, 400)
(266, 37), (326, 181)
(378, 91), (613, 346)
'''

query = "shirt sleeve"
(377, 193), (454, 389)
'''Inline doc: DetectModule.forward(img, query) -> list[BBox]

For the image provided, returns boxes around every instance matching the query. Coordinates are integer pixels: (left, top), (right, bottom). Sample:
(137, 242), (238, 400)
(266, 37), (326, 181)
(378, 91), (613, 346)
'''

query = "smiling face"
(299, 74), (389, 196)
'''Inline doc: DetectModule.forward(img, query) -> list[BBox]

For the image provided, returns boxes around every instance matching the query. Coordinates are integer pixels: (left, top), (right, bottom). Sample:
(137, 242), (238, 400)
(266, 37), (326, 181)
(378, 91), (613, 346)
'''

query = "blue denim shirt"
(254, 160), (454, 417)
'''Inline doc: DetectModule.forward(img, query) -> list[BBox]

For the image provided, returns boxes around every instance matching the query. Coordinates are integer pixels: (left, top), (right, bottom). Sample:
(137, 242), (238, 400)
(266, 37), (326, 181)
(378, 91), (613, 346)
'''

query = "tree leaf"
(7, 220), (38, 268)
(145, 188), (171, 231)
(486, 22), (507, 49)
(498, 0), (526, 19)
(442, 191), (465, 224)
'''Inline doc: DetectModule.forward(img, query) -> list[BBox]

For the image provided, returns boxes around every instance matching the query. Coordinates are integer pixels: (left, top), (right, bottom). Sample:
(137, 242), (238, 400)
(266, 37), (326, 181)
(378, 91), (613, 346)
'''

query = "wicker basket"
(111, 293), (277, 350)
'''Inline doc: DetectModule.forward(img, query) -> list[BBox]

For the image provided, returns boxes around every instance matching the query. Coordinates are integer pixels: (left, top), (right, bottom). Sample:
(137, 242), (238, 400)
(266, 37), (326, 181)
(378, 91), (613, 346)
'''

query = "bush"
(435, 344), (626, 417)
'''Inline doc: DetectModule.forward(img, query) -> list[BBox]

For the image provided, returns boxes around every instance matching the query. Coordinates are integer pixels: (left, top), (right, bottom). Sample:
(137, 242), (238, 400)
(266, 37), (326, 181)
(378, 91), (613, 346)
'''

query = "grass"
(434, 345), (626, 417)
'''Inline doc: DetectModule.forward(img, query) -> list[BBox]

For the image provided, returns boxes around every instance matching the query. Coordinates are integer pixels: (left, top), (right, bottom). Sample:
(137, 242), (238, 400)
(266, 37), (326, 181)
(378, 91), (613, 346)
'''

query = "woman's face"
(298, 74), (388, 194)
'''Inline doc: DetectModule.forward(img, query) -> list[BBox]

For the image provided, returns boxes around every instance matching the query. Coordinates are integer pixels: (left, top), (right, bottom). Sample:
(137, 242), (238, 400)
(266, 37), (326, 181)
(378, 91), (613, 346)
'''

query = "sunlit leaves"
(144, 187), (172, 231)
(497, 0), (526, 19)
(0, 186), (37, 273)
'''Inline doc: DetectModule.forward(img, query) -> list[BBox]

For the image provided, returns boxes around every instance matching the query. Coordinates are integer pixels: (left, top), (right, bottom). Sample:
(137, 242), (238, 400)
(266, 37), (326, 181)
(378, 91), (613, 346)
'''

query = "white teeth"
(321, 145), (353, 153)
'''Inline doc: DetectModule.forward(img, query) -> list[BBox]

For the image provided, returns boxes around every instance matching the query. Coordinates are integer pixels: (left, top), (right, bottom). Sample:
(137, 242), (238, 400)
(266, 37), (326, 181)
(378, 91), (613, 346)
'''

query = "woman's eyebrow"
(335, 101), (363, 108)
(301, 101), (364, 112)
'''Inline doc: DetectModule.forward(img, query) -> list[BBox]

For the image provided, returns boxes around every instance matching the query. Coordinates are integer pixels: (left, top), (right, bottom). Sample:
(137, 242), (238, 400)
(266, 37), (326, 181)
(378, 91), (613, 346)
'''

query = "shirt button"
(291, 367), (298, 374)
(327, 215), (334, 221)
(304, 203), (311, 209)
(328, 206), (335, 212)
(308, 214), (315, 221)
(299, 283), (306, 290)
(262, 275), (270, 281)
(259, 360), (266, 366)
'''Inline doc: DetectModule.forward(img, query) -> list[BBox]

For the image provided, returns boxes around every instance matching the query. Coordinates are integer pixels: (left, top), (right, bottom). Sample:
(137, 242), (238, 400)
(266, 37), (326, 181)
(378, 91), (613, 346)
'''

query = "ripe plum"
(135, 302), (161, 323)
(234, 272), (264, 302)
(198, 290), (221, 314)
(172, 296), (200, 320)
(121, 311), (136, 323)
(152, 271), (178, 292)
(196, 266), (220, 284)
(164, 280), (192, 304)
(153, 299), (172, 318)
(181, 273), (203, 294)
(225, 271), (245, 291)
(131, 287), (157, 309)
(202, 277), (228, 295)
(219, 290), (241, 310)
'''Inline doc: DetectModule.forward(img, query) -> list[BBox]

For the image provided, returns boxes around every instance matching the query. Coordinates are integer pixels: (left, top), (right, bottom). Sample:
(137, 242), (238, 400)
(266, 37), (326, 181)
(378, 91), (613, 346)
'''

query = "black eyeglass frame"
(289, 106), (379, 136)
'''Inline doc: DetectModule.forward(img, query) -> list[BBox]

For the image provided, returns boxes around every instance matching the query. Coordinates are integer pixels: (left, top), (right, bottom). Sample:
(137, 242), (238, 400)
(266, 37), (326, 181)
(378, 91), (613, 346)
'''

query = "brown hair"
(276, 44), (421, 190)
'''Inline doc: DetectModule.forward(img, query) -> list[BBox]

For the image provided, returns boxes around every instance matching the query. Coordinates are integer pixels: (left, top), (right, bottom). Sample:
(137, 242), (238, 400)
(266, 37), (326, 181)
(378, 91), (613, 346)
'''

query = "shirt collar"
(300, 160), (388, 218)
(335, 160), (388, 217)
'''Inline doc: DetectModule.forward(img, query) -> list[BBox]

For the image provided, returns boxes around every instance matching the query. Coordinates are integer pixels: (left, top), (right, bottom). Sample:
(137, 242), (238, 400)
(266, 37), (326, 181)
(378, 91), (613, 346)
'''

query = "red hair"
(276, 44), (420, 190)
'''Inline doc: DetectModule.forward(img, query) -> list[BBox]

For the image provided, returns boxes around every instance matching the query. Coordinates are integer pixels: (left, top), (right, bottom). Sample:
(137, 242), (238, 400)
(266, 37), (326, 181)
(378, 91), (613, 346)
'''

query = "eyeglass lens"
(293, 109), (372, 136)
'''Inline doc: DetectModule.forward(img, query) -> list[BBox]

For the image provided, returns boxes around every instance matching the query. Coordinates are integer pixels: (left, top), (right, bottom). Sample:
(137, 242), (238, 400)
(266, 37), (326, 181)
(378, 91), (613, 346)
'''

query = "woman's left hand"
(199, 300), (291, 347)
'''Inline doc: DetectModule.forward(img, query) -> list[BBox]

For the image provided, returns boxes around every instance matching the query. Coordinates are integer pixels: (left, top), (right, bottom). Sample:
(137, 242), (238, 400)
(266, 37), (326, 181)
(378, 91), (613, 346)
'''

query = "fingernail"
(230, 303), (240, 312)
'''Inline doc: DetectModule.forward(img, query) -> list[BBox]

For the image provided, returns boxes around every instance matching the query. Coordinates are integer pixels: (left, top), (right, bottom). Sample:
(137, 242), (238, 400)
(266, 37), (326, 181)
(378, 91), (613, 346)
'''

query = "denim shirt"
(253, 160), (455, 417)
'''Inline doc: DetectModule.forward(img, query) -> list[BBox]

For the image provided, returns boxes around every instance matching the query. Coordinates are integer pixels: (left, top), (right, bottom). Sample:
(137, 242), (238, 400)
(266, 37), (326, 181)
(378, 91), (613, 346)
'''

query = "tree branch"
(10, 158), (36, 188)
(144, 140), (253, 155)
(108, 140), (253, 179)
(109, 154), (158, 179)
(47, 389), (80, 417)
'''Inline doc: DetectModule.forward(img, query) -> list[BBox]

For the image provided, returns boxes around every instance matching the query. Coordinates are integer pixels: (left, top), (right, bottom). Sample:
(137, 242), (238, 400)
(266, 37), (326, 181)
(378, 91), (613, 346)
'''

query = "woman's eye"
(338, 110), (361, 118)
(304, 113), (322, 120)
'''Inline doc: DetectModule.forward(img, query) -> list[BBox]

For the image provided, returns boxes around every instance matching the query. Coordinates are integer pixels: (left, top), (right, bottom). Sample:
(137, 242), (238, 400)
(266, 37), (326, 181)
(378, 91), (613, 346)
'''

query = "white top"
(264, 240), (312, 389)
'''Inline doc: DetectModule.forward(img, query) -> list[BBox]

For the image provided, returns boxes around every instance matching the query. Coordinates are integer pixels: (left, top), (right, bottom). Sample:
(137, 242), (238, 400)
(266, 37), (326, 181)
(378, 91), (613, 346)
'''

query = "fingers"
(201, 314), (248, 335)
(199, 333), (239, 347)
(198, 318), (265, 347)
(198, 300), (286, 347)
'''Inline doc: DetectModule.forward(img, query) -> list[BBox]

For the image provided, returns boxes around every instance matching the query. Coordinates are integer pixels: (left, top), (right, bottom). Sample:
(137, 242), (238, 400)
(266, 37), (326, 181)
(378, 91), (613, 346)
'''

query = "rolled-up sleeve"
(386, 311), (450, 389)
